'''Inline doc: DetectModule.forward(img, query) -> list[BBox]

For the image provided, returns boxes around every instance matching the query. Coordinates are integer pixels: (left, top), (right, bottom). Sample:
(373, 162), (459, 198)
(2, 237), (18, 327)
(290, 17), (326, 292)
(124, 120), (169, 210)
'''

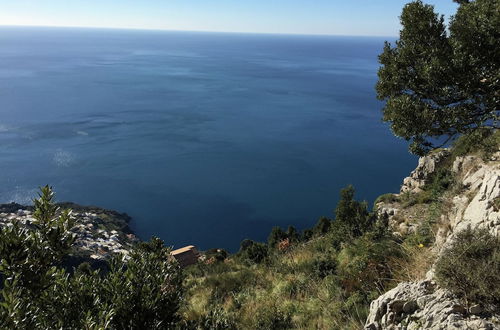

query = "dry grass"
(392, 244), (436, 282)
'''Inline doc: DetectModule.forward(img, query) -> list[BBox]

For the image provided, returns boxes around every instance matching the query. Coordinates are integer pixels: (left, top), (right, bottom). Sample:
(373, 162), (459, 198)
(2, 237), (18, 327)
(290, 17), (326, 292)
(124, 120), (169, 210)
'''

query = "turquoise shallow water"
(0, 27), (415, 250)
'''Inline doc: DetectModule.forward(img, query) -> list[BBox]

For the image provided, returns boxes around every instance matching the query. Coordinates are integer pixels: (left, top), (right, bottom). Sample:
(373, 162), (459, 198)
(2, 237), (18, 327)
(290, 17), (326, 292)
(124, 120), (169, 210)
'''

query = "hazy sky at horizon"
(0, 0), (458, 36)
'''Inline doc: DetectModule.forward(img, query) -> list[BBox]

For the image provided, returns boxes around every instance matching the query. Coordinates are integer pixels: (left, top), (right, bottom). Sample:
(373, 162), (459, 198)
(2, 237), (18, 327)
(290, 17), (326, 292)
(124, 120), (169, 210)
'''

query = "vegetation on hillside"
(0, 183), (446, 329)
(180, 187), (412, 329)
(0, 186), (183, 329)
(0, 0), (498, 328)
(435, 227), (500, 312)
(179, 128), (500, 330)
(1, 129), (498, 328)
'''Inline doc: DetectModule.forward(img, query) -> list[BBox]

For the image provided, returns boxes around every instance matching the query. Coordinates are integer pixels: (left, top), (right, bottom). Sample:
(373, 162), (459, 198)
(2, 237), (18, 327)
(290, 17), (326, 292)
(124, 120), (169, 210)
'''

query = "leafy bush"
(435, 227), (500, 311)
(313, 216), (332, 236)
(268, 227), (288, 249)
(335, 185), (374, 238)
(337, 232), (402, 295)
(400, 169), (455, 208)
(404, 220), (435, 247)
(424, 168), (454, 198)
(205, 248), (229, 262)
(302, 228), (314, 241)
(451, 128), (499, 160)
(286, 226), (300, 243)
(311, 256), (337, 279)
(0, 186), (183, 329)
(238, 239), (268, 264)
(103, 238), (184, 329)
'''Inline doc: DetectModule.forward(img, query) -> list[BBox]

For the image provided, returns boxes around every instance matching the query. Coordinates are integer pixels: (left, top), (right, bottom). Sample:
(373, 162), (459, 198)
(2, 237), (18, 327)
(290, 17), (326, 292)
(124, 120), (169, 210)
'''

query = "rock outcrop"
(400, 150), (450, 194)
(367, 150), (500, 330)
(366, 280), (499, 330)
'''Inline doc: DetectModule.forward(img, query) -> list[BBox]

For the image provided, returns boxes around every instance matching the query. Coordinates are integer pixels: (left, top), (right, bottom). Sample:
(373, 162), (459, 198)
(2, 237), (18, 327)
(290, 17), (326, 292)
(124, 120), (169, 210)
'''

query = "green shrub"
(205, 248), (229, 262)
(404, 220), (435, 247)
(268, 227), (287, 249)
(0, 186), (184, 329)
(435, 227), (500, 310)
(311, 256), (337, 279)
(451, 128), (499, 160)
(302, 228), (314, 241)
(286, 225), (301, 243)
(337, 232), (402, 295)
(374, 193), (399, 206)
(491, 197), (500, 212)
(313, 216), (332, 236)
(424, 168), (454, 198)
(335, 185), (374, 238)
(401, 169), (456, 208)
(238, 240), (268, 264)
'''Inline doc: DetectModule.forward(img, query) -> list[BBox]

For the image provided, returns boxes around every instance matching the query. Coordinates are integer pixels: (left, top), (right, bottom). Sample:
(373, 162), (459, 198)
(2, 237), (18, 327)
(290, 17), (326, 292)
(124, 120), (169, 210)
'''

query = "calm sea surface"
(0, 27), (415, 250)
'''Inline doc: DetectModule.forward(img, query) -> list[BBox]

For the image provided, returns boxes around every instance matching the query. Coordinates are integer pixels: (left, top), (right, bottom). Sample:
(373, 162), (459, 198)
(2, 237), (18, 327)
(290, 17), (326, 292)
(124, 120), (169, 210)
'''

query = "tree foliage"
(268, 226), (288, 249)
(238, 239), (268, 263)
(0, 186), (183, 329)
(335, 185), (373, 238)
(377, 0), (499, 155)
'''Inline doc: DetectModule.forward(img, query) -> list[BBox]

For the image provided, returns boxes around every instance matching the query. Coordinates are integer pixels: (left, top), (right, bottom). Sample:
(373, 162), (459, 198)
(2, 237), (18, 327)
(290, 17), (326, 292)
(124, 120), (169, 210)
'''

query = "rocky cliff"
(366, 148), (500, 330)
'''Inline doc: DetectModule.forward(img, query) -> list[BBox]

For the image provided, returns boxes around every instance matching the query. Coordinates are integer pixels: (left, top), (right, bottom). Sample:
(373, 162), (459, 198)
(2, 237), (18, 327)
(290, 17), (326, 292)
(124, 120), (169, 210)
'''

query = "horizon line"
(0, 24), (398, 39)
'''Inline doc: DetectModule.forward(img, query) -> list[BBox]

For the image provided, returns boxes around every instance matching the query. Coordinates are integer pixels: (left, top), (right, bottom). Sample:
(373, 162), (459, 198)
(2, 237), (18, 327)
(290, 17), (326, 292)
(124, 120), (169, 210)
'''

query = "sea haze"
(0, 27), (415, 251)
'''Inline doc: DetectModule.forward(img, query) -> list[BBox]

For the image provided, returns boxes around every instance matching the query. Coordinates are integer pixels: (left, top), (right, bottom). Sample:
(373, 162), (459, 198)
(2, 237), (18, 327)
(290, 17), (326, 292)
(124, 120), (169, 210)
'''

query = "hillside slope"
(182, 131), (500, 330)
(367, 135), (500, 329)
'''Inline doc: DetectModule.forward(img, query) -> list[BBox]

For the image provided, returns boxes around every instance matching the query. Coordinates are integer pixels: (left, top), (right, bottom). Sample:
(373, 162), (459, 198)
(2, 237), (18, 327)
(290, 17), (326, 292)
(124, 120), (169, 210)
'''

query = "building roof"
(171, 245), (196, 256)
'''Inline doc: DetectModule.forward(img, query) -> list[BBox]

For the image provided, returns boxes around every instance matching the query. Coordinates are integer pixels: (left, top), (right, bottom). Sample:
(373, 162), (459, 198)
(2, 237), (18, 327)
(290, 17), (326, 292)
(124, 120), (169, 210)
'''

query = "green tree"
(376, 0), (499, 155)
(268, 226), (287, 249)
(313, 216), (332, 236)
(0, 186), (76, 328)
(238, 239), (268, 263)
(286, 225), (300, 243)
(335, 185), (373, 238)
(102, 238), (183, 329)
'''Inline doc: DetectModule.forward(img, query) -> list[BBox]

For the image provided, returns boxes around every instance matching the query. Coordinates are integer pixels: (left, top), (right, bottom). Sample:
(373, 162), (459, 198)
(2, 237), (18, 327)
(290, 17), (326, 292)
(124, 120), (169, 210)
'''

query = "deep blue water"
(0, 27), (415, 251)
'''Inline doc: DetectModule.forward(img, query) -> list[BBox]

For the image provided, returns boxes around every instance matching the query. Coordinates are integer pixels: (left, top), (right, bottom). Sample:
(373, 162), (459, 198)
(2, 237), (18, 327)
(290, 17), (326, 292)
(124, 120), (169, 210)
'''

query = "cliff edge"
(366, 144), (500, 329)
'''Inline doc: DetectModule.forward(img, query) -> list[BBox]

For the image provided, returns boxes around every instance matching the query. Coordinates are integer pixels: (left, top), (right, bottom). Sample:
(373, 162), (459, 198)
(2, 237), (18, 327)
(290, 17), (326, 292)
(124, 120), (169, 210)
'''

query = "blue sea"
(0, 27), (415, 251)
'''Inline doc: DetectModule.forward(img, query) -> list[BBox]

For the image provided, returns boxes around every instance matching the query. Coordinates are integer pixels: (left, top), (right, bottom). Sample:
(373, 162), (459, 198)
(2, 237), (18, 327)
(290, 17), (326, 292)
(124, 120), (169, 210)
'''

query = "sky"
(0, 0), (458, 37)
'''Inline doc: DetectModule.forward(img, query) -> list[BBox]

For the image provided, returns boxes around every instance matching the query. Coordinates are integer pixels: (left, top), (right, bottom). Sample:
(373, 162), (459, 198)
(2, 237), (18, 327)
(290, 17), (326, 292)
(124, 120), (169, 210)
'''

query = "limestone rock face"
(457, 163), (500, 235)
(439, 154), (500, 251)
(368, 150), (500, 330)
(365, 280), (500, 330)
(400, 150), (450, 194)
